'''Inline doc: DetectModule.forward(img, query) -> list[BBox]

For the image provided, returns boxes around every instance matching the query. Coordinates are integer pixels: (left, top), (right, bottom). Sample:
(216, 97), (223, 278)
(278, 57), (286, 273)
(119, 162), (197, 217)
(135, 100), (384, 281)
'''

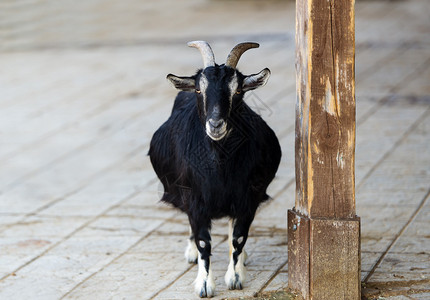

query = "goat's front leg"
(225, 216), (253, 290)
(189, 217), (215, 298)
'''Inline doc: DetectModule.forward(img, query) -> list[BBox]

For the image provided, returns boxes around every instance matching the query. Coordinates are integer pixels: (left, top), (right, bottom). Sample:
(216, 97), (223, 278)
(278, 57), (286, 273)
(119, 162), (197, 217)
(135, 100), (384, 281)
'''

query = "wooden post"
(288, 0), (360, 299)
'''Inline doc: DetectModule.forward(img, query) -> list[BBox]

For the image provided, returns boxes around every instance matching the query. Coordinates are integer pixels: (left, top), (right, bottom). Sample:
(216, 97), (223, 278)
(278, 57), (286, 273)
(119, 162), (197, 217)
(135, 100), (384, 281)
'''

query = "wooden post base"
(288, 209), (361, 299)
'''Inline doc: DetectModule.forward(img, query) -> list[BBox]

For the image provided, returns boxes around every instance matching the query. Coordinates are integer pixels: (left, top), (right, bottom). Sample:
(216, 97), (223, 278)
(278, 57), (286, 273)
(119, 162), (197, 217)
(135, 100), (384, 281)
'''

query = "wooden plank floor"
(0, 0), (429, 299)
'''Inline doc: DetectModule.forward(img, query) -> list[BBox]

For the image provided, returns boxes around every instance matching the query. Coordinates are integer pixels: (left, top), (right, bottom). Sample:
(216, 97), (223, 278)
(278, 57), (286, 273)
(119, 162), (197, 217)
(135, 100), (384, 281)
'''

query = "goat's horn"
(187, 41), (215, 68)
(225, 42), (259, 68)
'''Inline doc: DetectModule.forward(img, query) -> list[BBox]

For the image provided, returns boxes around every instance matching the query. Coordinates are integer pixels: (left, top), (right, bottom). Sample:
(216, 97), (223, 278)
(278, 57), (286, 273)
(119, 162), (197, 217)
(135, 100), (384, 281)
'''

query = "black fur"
(149, 66), (280, 217)
(148, 64), (281, 295)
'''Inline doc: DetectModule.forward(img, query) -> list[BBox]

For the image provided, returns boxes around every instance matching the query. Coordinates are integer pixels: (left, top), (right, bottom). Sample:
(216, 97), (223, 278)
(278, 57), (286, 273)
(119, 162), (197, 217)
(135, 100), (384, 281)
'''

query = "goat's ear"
(166, 74), (196, 91)
(242, 68), (271, 92)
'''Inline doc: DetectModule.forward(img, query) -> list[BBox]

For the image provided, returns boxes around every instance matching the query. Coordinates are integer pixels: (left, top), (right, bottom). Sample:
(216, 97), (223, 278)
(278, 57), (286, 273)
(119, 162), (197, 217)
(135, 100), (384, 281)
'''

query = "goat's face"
(197, 66), (236, 141)
(167, 65), (270, 141)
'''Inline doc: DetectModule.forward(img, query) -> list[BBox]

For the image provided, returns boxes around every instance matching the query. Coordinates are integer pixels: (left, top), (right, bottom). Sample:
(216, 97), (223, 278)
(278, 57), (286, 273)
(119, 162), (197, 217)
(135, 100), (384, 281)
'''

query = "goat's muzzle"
(206, 118), (227, 141)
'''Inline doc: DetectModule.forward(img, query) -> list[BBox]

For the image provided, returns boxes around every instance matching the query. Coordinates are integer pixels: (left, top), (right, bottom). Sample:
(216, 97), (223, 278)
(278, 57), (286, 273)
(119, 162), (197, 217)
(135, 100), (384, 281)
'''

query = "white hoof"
(194, 255), (215, 297)
(194, 272), (215, 298)
(224, 257), (246, 290)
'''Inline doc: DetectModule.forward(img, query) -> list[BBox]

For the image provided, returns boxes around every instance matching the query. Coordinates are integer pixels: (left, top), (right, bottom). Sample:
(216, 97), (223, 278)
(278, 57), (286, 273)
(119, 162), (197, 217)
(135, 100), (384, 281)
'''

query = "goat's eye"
(236, 90), (241, 95)
(195, 89), (201, 94)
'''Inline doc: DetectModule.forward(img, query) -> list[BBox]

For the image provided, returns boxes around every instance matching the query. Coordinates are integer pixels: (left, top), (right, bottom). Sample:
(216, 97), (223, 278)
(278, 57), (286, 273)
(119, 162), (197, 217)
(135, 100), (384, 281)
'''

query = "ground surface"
(0, 0), (429, 299)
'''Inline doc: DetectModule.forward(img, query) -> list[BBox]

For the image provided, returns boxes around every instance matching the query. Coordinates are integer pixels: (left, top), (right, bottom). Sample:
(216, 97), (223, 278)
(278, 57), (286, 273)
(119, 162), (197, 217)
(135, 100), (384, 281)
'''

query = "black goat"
(149, 41), (281, 298)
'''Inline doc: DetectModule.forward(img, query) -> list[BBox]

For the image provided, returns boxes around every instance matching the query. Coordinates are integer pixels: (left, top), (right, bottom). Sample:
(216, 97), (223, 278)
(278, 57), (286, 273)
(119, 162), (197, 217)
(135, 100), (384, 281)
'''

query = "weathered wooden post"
(287, 0), (360, 299)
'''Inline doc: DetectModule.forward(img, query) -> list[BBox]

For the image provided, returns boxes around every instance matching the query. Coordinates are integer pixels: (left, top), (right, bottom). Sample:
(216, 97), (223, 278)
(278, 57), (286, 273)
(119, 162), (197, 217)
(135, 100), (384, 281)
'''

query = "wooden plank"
(288, 210), (361, 299)
(310, 218), (361, 299)
(295, 0), (356, 219)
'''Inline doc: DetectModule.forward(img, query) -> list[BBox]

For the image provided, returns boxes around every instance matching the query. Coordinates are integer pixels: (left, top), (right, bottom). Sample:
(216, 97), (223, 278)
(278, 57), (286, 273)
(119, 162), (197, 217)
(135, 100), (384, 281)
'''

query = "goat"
(148, 41), (281, 298)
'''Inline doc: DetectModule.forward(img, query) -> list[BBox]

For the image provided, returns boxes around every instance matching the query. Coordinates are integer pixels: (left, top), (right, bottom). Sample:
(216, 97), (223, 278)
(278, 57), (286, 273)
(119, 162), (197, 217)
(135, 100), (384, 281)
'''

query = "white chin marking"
(207, 131), (227, 141)
(205, 122), (227, 141)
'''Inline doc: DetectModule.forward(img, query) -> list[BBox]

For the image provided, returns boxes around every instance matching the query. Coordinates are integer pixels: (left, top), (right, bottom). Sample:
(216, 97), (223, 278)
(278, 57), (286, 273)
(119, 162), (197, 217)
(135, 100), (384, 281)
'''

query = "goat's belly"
(207, 195), (259, 219)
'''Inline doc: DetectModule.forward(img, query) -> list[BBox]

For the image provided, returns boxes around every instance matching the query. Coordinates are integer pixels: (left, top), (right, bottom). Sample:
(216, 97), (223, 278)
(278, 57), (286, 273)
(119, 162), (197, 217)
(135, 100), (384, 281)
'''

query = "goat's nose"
(209, 118), (223, 129)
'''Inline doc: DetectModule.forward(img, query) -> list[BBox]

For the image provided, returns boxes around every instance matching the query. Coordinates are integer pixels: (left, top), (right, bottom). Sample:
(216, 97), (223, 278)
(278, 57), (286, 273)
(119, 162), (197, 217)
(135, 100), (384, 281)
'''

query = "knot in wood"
(313, 113), (339, 150)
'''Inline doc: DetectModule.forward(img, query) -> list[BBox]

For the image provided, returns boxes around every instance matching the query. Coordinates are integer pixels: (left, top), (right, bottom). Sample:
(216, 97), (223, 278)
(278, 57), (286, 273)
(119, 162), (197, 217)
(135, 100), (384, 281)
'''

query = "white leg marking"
(228, 219), (234, 257)
(185, 238), (198, 264)
(225, 220), (247, 290)
(194, 255), (215, 298)
(185, 227), (198, 264)
(225, 251), (246, 290)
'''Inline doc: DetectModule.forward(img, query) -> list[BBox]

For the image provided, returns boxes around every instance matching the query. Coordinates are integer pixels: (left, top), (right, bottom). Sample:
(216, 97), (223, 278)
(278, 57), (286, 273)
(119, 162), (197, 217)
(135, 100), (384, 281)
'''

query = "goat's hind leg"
(189, 218), (215, 298)
(185, 226), (198, 264)
(225, 217), (252, 290)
